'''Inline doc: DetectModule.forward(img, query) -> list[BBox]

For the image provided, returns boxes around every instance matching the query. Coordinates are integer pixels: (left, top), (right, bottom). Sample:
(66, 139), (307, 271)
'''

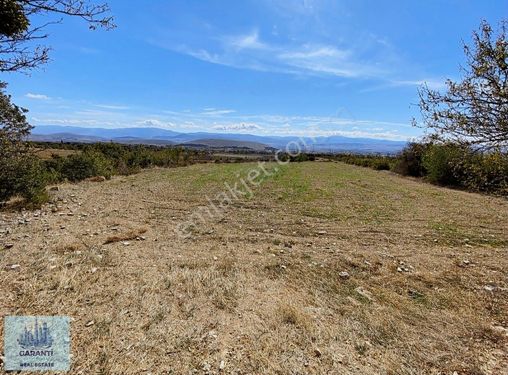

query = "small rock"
(280, 265), (287, 270)
(339, 271), (350, 279)
(462, 260), (470, 265)
(6, 264), (21, 270)
(314, 348), (322, 357)
(213, 256), (218, 261)
(4, 243), (14, 249)
(122, 241), (130, 246)
(85, 320), (95, 327)
(484, 284), (496, 292)
(491, 325), (508, 337)
(317, 230), (327, 235)
(91, 267), (98, 274)
(49, 186), (59, 191)
(219, 360), (225, 371)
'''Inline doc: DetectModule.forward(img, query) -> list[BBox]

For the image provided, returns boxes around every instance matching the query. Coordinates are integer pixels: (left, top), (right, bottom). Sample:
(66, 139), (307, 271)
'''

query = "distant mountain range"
(31, 125), (407, 153)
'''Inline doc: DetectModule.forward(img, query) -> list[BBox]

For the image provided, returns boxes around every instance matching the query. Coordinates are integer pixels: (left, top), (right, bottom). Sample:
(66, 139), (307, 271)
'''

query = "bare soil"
(1, 161), (507, 374)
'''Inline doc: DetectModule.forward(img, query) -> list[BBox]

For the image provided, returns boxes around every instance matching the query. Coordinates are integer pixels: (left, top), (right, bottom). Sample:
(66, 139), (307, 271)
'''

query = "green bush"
(60, 151), (114, 182)
(422, 144), (464, 186)
(461, 151), (508, 194)
(393, 143), (428, 177)
(0, 154), (48, 205)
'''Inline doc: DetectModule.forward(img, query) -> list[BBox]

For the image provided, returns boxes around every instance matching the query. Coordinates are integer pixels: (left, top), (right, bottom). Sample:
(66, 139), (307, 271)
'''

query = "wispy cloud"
(169, 32), (383, 78)
(201, 108), (236, 116)
(95, 104), (130, 110)
(26, 93), (50, 100)
(225, 30), (269, 51)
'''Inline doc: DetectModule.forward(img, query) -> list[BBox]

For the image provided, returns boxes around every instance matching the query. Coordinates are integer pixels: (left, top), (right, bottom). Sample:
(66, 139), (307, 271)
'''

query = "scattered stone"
(484, 284), (496, 292)
(314, 348), (322, 357)
(91, 267), (98, 274)
(397, 266), (410, 273)
(491, 325), (508, 337)
(254, 249), (262, 254)
(317, 230), (327, 235)
(122, 241), (130, 246)
(4, 243), (14, 249)
(219, 360), (225, 371)
(462, 260), (471, 265)
(280, 265), (287, 270)
(85, 320), (95, 327)
(5, 264), (21, 270)
(339, 271), (350, 279)
(213, 256), (218, 261)
(354, 287), (374, 301)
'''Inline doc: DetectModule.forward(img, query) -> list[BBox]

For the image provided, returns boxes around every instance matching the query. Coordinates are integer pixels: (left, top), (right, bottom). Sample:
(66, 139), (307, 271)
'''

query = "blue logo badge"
(3, 316), (70, 372)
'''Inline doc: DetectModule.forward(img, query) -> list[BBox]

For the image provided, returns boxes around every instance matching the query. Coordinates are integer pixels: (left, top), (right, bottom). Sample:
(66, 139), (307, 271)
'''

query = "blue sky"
(4, 0), (505, 140)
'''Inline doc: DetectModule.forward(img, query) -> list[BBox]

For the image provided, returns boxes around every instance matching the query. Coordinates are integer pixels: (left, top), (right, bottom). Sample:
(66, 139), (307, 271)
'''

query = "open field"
(34, 148), (80, 160)
(1, 161), (507, 374)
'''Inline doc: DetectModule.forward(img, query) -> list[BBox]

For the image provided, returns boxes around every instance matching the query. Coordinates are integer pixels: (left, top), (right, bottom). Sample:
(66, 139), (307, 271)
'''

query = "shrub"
(422, 144), (465, 186)
(461, 151), (508, 195)
(394, 143), (428, 177)
(61, 151), (114, 182)
(0, 154), (48, 205)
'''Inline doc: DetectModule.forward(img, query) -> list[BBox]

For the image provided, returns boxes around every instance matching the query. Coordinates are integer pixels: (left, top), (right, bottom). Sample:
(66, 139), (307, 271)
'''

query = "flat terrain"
(1, 161), (507, 374)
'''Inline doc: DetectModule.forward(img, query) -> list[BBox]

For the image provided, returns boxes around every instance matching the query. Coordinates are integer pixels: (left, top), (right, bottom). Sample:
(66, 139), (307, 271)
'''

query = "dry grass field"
(1, 161), (507, 374)
(34, 148), (79, 160)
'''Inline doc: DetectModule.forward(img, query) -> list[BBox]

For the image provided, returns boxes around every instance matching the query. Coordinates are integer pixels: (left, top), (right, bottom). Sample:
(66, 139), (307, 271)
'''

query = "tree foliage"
(0, 81), (31, 158)
(417, 20), (508, 151)
(0, 0), (115, 73)
(0, 83), (48, 203)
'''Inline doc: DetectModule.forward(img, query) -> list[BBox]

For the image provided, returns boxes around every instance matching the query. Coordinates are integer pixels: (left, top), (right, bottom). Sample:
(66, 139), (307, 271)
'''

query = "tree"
(0, 82), (47, 203)
(416, 20), (508, 151)
(0, 0), (115, 73)
(0, 1), (114, 203)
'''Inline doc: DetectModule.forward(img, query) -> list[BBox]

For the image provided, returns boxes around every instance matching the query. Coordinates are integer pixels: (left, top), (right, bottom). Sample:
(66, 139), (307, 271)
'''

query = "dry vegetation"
(1, 161), (507, 374)
(34, 148), (79, 160)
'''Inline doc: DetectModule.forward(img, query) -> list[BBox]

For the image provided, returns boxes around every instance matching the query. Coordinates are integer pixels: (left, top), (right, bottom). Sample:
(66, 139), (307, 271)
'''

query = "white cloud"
(137, 119), (176, 128)
(26, 93), (50, 100)
(212, 122), (263, 131)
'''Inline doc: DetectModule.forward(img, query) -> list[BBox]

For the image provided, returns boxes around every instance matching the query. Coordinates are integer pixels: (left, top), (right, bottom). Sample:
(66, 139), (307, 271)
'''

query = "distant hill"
(31, 125), (407, 153)
(182, 138), (271, 151)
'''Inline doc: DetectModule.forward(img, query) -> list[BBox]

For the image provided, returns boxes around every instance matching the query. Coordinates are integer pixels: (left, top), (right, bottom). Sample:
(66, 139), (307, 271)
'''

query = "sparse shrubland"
(0, 141), (211, 205)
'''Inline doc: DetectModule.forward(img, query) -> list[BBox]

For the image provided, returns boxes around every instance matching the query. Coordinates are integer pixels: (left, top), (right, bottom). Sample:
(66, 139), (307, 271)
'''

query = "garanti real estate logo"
(3, 316), (70, 371)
